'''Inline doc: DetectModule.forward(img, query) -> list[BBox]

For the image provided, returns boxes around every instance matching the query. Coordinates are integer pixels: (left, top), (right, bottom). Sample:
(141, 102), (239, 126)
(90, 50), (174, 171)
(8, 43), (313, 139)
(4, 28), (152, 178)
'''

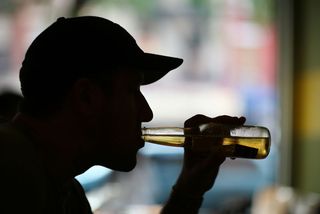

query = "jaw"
(87, 146), (139, 172)
(101, 156), (138, 172)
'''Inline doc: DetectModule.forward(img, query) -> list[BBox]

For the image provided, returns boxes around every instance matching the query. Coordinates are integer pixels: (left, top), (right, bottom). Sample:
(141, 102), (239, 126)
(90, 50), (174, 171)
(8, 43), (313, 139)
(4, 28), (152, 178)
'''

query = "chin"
(118, 164), (136, 172)
(102, 158), (137, 172)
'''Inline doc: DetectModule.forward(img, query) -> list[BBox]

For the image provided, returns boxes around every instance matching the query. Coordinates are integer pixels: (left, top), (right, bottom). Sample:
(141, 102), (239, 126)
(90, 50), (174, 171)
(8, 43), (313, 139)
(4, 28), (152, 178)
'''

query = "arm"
(161, 115), (245, 214)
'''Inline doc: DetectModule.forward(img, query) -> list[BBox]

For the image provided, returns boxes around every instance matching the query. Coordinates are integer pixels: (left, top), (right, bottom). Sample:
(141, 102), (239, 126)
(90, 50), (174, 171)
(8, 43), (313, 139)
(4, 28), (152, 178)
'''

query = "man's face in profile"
(90, 69), (153, 171)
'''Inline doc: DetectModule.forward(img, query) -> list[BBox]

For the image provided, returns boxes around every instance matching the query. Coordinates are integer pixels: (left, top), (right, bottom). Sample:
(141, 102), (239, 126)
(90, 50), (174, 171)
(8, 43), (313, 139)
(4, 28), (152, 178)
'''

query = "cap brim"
(135, 53), (183, 85)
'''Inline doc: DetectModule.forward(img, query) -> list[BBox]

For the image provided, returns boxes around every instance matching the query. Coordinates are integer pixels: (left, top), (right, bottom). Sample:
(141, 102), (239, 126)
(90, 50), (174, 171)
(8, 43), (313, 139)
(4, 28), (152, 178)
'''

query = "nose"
(139, 92), (153, 122)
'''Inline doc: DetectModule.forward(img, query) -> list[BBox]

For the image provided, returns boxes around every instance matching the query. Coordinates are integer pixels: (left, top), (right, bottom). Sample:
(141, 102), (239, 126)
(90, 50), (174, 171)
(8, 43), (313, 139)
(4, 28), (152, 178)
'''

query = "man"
(0, 16), (245, 213)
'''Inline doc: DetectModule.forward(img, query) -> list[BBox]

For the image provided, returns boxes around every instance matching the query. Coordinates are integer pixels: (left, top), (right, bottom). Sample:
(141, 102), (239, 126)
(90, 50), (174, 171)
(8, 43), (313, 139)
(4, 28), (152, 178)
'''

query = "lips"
(138, 137), (145, 148)
(135, 126), (144, 148)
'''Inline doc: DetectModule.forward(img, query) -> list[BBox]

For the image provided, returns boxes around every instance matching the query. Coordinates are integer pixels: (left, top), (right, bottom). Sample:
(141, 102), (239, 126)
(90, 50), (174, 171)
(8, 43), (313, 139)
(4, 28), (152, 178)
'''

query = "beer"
(142, 124), (271, 159)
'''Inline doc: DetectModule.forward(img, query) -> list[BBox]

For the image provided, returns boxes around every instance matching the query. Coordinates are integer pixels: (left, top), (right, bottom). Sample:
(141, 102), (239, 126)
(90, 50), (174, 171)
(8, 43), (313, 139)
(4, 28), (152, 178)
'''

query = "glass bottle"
(141, 123), (271, 159)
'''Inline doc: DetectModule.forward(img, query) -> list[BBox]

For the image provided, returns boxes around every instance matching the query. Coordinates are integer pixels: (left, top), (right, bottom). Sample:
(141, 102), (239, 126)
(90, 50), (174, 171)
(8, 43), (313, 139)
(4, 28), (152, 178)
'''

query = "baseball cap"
(20, 16), (183, 100)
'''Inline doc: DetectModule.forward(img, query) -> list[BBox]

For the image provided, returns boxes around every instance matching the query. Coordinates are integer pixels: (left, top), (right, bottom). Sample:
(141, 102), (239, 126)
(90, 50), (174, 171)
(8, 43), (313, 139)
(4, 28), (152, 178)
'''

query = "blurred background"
(0, 0), (319, 213)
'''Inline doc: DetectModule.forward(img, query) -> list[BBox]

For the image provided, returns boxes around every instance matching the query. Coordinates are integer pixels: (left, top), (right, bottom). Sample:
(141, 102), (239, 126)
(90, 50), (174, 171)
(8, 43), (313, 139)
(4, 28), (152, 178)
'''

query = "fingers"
(212, 115), (246, 125)
(184, 114), (246, 128)
(184, 114), (213, 127)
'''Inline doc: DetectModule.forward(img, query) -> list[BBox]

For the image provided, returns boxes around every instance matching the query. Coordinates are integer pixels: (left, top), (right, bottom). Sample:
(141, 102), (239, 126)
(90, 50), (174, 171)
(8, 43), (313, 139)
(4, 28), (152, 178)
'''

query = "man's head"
(19, 16), (182, 118)
(18, 16), (183, 172)
(0, 91), (22, 121)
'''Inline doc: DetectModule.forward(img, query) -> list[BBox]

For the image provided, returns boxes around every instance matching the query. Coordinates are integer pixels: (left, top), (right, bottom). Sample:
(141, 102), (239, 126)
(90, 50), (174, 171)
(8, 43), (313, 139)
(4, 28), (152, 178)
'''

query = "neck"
(12, 113), (88, 183)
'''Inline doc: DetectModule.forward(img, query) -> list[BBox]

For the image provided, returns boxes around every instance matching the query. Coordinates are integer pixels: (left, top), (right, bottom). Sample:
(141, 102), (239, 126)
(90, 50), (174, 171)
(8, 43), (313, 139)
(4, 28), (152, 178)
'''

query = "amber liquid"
(142, 135), (270, 159)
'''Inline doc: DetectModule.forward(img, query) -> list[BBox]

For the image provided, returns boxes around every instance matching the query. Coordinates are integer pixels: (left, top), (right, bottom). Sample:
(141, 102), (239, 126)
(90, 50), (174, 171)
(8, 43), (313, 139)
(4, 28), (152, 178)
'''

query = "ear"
(69, 78), (104, 116)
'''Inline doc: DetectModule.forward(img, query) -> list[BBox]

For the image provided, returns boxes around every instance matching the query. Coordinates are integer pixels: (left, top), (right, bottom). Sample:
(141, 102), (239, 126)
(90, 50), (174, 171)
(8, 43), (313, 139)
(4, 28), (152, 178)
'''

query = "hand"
(174, 114), (246, 197)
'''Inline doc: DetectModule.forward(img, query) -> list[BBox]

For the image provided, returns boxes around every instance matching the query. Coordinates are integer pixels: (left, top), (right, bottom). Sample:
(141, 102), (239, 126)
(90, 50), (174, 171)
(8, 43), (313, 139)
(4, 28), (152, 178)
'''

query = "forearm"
(160, 186), (204, 214)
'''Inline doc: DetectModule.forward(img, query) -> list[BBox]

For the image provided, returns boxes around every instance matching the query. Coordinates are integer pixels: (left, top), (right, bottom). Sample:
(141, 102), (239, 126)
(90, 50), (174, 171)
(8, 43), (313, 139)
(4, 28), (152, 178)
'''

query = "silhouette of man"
(0, 16), (245, 213)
